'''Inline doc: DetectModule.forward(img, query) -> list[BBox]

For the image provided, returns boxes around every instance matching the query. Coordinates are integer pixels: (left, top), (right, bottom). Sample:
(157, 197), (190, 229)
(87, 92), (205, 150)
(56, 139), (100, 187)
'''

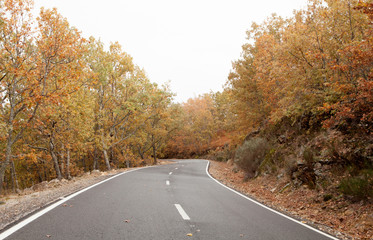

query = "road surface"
(1, 160), (337, 240)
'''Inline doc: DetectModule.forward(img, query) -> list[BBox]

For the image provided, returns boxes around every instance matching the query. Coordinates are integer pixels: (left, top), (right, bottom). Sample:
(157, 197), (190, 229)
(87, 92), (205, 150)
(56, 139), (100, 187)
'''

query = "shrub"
(234, 137), (270, 179)
(339, 170), (373, 200)
(302, 147), (315, 166)
(206, 147), (233, 162)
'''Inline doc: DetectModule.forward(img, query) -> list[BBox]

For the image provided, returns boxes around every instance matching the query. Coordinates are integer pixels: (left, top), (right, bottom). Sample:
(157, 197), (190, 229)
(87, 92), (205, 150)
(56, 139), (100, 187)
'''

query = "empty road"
(1, 160), (337, 240)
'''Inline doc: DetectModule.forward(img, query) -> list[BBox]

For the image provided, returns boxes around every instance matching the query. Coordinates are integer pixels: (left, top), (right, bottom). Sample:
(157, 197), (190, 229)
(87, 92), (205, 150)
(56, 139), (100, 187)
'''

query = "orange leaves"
(225, 0), (373, 138)
(165, 93), (233, 158)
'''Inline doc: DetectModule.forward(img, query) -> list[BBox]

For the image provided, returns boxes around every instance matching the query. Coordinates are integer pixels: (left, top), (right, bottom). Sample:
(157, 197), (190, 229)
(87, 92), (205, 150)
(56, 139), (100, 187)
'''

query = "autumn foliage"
(0, 0), (174, 194)
(0, 0), (372, 200)
(165, 0), (372, 199)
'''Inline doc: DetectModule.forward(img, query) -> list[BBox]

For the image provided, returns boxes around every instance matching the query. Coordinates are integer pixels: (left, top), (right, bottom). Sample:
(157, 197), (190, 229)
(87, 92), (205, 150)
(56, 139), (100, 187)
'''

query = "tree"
(131, 82), (174, 164)
(0, 0), (37, 193)
(323, 1), (373, 133)
(27, 7), (86, 180)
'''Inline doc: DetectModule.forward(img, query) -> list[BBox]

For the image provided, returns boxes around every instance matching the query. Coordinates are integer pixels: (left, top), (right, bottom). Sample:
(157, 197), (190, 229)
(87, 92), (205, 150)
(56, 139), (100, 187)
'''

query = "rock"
(277, 173), (284, 179)
(49, 179), (60, 184)
(48, 179), (62, 187)
(32, 181), (48, 191)
(91, 170), (101, 176)
(314, 169), (323, 176)
(314, 162), (322, 169)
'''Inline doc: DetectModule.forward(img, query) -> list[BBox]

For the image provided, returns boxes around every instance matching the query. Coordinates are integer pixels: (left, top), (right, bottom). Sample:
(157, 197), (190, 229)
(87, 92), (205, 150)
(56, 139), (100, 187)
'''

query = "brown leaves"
(209, 159), (373, 240)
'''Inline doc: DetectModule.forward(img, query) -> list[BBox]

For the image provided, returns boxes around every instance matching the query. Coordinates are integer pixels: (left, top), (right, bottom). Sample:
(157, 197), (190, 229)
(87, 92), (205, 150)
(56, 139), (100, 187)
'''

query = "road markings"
(205, 161), (339, 240)
(169, 172), (172, 175)
(166, 180), (170, 185)
(0, 167), (152, 240)
(174, 204), (190, 220)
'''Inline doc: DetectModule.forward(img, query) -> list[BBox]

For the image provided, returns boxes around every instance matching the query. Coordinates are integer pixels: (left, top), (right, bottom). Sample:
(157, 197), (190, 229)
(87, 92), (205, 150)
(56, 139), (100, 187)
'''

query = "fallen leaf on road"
(240, 234), (244, 237)
(186, 233), (193, 236)
(124, 220), (130, 223)
(46, 235), (51, 238)
(62, 204), (67, 207)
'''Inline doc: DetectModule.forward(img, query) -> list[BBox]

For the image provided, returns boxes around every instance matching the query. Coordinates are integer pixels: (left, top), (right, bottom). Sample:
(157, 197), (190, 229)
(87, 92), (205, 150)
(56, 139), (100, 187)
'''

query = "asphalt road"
(1, 160), (337, 240)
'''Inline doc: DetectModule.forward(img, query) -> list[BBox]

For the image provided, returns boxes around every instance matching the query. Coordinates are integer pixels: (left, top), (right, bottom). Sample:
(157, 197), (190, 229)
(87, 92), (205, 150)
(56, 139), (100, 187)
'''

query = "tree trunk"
(152, 145), (157, 165)
(66, 148), (71, 180)
(60, 144), (65, 178)
(110, 147), (116, 166)
(103, 149), (111, 171)
(93, 147), (99, 170)
(49, 140), (62, 180)
(0, 127), (14, 194)
(10, 160), (20, 193)
(51, 150), (62, 180)
(138, 147), (145, 159)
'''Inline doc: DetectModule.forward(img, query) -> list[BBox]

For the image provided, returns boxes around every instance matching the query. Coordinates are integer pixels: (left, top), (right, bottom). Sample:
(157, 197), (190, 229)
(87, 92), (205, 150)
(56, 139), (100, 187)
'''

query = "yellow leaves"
(186, 233), (193, 237)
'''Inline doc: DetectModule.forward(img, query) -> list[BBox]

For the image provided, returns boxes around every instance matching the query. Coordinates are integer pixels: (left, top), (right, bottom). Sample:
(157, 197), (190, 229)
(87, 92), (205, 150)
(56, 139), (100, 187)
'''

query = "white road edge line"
(0, 167), (151, 240)
(205, 161), (339, 240)
(166, 180), (170, 185)
(174, 204), (190, 220)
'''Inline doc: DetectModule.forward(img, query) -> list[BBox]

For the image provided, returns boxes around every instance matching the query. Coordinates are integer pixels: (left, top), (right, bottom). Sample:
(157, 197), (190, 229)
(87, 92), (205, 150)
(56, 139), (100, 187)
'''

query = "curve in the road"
(1, 160), (340, 240)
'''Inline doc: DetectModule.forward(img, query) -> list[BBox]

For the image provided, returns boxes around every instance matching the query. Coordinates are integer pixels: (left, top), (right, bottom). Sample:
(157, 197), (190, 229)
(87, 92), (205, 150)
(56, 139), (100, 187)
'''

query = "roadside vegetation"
(164, 1), (372, 237)
(0, 0), (372, 238)
(0, 0), (176, 194)
(165, 0), (373, 204)
(1, 1), (372, 233)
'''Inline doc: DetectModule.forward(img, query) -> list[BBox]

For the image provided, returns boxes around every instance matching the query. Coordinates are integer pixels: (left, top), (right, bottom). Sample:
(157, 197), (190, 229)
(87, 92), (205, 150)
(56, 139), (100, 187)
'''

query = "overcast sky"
(33, 0), (309, 103)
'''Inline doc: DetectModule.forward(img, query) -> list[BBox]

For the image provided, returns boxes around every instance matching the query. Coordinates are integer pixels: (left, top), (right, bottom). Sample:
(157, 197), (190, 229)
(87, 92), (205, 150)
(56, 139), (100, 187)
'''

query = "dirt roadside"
(208, 160), (372, 240)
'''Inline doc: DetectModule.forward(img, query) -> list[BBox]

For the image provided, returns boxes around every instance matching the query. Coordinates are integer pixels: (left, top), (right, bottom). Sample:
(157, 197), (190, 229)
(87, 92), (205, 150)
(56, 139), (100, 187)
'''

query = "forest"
(0, 0), (372, 201)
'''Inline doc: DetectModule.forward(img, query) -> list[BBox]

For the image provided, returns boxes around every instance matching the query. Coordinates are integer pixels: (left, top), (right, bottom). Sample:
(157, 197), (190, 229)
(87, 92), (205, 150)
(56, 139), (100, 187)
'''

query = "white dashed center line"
(174, 204), (190, 220)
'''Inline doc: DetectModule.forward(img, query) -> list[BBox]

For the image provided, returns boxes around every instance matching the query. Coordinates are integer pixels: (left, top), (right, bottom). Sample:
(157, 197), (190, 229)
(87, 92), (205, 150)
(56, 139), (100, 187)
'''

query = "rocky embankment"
(208, 160), (373, 240)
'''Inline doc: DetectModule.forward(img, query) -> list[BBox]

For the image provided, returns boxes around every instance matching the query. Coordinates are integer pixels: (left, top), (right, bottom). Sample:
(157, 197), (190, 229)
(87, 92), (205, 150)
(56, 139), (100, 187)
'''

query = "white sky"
(33, 0), (309, 103)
